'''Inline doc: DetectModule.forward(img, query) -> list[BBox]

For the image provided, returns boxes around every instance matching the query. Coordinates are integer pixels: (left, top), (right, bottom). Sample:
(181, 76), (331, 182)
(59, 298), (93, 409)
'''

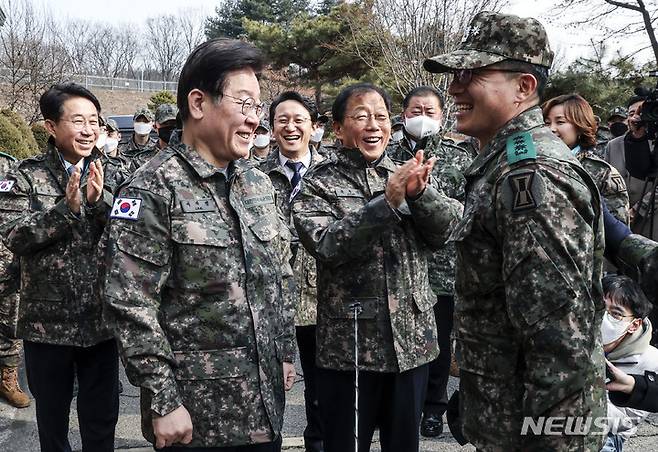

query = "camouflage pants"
(456, 303), (606, 452)
(0, 331), (21, 367)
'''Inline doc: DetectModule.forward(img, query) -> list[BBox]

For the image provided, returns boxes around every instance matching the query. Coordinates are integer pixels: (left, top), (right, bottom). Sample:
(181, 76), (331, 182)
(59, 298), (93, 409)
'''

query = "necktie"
(286, 160), (304, 189)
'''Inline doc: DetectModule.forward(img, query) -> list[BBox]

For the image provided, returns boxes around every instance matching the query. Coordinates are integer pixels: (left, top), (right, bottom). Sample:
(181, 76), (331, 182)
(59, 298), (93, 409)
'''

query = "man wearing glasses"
(0, 83), (119, 451)
(424, 12), (606, 451)
(104, 38), (296, 451)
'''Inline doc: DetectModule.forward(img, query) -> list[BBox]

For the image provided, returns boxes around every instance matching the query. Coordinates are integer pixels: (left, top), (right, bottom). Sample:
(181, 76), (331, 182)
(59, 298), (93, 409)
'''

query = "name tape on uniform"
(111, 197), (142, 220)
(0, 180), (15, 192)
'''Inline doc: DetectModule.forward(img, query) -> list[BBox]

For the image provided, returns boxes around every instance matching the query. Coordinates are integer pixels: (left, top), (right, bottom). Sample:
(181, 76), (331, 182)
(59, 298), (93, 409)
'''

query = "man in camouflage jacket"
(104, 39), (295, 451)
(0, 151), (30, 409)
(387, 86), (473, 437)
(0, 83), (120, 451)
(425, 12), (606, 451)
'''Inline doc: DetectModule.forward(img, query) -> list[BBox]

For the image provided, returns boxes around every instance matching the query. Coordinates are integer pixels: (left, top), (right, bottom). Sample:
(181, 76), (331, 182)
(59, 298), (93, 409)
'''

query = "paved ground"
(2, 355), (658, 452)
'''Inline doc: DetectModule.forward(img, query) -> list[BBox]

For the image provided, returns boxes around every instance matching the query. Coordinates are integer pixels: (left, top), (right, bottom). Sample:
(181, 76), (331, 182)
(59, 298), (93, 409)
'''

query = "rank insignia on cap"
(506, 132), (537, 165)
(0, 180), (14, 192)
(110, 197), (142, 220)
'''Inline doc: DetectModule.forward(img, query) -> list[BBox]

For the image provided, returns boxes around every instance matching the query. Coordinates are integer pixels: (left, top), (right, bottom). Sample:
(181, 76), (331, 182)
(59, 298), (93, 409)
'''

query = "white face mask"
(601, 311), (633, 345)
(391, 130), (404, 143)
(104, 137), (119, 152)
(133, 122), (152, 135)
(311, 128), (325, 142)
(404, 115), (440, 140)
(253, 133), (270, 148)
(96, 133), (107, 149)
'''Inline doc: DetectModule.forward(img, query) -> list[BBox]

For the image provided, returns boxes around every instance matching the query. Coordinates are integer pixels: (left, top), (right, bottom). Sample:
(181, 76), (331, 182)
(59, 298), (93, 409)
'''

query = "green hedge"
(0, 110), (40, 159)
(31, 123), (50, 151)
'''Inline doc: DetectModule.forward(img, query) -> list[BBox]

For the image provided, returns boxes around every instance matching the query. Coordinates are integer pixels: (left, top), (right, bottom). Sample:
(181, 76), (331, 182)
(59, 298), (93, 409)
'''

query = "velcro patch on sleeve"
(501, 171), (545, 213)
(506, 132), (537, 165)
(0, 180), (15, 192)
(110, 197), (142, 220)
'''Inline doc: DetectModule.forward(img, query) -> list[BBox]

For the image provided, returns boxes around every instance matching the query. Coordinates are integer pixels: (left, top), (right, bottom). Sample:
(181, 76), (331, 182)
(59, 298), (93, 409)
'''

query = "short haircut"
(39, 83), (101, 122)
(541, 94), (597, 148)
(603, 274), (653, 319)
(177, 38), (264, 122)
(402, 86), (445, 111)
(332, 83), (392, 124)
(490, 60), (549, 99)
(269, 91), (318, 127)
(627, 95), (645, 108)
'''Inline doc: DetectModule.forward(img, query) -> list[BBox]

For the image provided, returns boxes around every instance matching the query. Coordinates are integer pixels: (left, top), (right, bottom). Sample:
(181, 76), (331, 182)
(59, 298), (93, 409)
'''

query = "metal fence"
(0, 67), (178, 93)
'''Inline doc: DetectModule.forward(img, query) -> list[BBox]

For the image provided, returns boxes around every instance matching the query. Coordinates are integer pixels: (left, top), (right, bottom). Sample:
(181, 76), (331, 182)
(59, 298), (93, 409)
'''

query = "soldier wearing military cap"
(119, 106), (158, 161)
(249, 119), (272, 162)
(424, 11), (606, 450)
(127, 104), (179, 172)
(608, 106), (629, 139)
(390, 115), (404, 143)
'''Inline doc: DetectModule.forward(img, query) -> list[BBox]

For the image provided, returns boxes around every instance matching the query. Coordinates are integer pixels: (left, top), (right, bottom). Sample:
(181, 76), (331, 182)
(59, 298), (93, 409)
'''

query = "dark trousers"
(317, 365), (429, 452)
(296, 325), (322, 447)
(24, 339), (119, 452)
(160, 437), (282, 452)
(423, 295), (454, 417)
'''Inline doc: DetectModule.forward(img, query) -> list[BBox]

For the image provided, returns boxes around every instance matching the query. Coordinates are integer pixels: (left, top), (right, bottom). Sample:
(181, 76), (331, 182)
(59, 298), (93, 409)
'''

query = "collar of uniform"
(465, 106), (544, 177)
(174, 143), (231, 179)
(336, 146), (396, 173)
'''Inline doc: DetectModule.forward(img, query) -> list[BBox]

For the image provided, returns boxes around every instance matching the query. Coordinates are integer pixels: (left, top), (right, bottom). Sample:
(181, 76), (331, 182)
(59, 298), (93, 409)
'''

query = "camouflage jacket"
(119, 134), (158, 160)
(103, 143), (296, 447)
(260, 146), (324, 326)
(387, 134), (473, 296)
(0, 141), (121, 346)
(451, 107), (605, 417)
(127, 143), (161, 173)
(292, 147), (462, 372)
(576, 147), (629, 225)
(0, 152), (20, 338)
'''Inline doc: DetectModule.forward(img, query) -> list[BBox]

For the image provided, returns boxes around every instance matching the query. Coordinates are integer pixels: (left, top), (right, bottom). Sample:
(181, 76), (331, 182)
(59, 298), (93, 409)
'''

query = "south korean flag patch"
(0, 180), (15, 192)
(110, 197), (142, 220)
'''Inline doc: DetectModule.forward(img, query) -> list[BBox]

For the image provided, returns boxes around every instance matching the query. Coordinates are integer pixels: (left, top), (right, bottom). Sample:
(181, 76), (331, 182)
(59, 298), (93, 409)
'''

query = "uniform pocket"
(117, 229), (170, 266)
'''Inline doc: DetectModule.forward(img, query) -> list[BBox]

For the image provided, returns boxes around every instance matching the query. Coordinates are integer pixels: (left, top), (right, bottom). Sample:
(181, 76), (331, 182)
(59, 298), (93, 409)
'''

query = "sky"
(23, 0), (658, 68)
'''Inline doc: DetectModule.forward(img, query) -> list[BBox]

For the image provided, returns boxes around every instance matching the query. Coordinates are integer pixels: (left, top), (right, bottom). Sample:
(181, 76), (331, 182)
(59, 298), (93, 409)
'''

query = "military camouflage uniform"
(126, 104), (178, 173)
(424, 12), (606, 451)
(387, 134), (473, 296)
(292, 146), (463, 372)
(0, 140), (121, 346)
(0, 152), (21, 367)
(260, 146), (324, 326)
(449, 108), (606, 451)
(576, 147), (629, 225)
(103, 143), (296, 447)
(119, 107), (158, 164)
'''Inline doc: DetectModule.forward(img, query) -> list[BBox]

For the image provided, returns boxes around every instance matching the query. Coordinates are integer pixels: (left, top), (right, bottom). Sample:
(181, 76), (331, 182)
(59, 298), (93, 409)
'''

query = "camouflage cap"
(423, 11), (554, 73)
(608, 106), (628, 120)
(98, 115), (107, 127)
(106, 119), (119, 132)
(256, 119), (270, 133)
(133, 106), (154, 122)
(155, 104), (178, 124)
(391, 115), (404, 128)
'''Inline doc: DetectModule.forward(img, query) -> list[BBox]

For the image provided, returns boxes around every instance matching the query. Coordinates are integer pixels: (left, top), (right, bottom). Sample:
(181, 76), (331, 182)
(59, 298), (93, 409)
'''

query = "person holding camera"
(605, 94), (657, 238)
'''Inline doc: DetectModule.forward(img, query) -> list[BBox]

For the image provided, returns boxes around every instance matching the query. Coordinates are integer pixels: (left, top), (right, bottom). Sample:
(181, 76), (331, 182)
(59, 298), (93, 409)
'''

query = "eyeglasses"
(347, 112), (390, 125)
(61, 118), (100, 131)
(222, 93), (265, 119)
(451, 68), (528, 85)
(606, 308), (635, 322)
(274, 117), (311, 127)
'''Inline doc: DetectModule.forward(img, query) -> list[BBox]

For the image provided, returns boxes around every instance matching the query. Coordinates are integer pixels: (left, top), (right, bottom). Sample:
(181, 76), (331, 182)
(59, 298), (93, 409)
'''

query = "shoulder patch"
(506, 132), (537, 165)
(110, 197), (142, 220)
(0, 180), (15, 192)
(501, 170), (545, 213)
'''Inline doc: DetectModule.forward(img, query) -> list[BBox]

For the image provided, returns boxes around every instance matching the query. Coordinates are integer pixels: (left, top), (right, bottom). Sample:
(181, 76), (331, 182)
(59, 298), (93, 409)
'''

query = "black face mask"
(158, 126), (175, 144)
(610, 122), (628, 138)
